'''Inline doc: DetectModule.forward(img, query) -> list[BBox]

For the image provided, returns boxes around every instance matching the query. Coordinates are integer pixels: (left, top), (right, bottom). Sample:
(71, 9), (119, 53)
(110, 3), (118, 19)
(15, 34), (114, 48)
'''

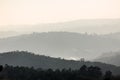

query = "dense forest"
(0, 64), (120, 80)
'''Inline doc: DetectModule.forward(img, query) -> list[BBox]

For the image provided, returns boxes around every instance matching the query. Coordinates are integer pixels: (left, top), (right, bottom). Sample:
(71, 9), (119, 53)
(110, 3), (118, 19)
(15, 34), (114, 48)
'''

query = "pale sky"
(0, 0), (120, 26)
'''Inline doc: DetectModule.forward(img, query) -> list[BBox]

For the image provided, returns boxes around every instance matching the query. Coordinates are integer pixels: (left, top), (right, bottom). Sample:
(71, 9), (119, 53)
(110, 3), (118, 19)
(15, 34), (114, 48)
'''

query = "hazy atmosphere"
(0, 0), (120, 34)
(0, 0), (120, 80)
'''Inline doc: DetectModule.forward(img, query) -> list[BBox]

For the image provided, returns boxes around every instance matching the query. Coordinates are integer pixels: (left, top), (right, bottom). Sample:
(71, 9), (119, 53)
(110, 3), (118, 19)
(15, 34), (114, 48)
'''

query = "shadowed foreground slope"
(0, 51), (120, 75)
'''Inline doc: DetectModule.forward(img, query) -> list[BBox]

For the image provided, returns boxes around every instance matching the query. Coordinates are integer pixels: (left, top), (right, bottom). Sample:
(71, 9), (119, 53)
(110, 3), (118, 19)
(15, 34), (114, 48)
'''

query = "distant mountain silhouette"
(0, 51), (120, 75)
(95, 51), (120, 66)
(0, 32), (120, 60)
(1, 19), (120, 34)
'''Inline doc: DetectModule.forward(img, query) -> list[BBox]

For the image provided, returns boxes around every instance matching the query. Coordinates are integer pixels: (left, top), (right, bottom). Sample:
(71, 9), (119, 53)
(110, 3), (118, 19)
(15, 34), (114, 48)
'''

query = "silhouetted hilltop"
(0, 51), (120, 75)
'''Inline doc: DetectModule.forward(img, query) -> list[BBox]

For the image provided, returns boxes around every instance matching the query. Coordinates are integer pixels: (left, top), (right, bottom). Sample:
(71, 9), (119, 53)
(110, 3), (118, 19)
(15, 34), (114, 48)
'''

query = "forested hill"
(0, 32), (120, 60)
(0, 51), (120, 75)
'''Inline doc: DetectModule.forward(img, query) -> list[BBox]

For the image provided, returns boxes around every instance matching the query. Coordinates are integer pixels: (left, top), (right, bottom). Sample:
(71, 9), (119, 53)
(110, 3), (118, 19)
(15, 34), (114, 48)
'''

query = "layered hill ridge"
(95, 51), (120, 66)
(0, 51), (120, 75)
(1, 19), (120, 34)
(0, 32), (120, 60)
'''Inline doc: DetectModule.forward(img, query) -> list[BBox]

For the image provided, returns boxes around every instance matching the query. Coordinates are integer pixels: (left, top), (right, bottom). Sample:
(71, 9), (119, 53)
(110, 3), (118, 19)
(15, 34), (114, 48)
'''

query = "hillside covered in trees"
(0, 51), (120, 75)
(0, 64), (120, 80)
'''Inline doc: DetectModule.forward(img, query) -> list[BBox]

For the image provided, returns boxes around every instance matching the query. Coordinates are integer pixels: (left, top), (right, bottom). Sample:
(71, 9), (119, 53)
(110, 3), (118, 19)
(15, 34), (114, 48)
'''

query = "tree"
(0, 65), (3, 72)
(80, 65), (87, 72)
(104, 71), (112, 80)
(88, 66), (102, 80)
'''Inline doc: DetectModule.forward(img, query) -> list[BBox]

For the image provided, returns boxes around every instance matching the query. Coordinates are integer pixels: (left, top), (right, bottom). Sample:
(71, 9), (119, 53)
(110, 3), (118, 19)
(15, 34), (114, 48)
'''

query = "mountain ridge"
(0, 51), (120, 75)
(0, 32), (120, 60)
(1, 19), (120, 34)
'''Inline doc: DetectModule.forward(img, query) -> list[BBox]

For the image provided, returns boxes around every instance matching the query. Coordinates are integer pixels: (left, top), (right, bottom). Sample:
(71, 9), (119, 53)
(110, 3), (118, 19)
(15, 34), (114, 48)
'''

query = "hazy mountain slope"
(0, 31), (20, 38)
(52, 19), (120, 34)
(0, 32), (120, 60)
(0, 51), (120, 75)
(95, 51), (120, 66)
(103, 32), (120, 40)
(1, 19), (120, 34)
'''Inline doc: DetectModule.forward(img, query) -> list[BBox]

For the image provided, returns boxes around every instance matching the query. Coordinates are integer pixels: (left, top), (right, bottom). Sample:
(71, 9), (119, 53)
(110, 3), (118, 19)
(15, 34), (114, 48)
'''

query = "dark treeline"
(0, 65), (120, 80)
